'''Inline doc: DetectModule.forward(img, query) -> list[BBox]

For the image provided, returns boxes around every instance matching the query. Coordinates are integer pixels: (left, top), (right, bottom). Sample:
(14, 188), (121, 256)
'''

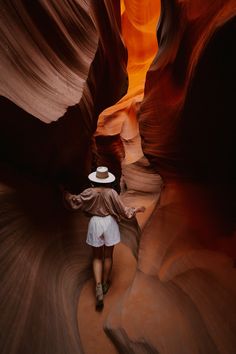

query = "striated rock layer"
(105, 181), (236, 354)
(139, 0), (236, 180)
(0, 0), (128, 190)
(0, 1), (128, 354)
(0, 1), (236, 354)
(95, 0), (161, 174)
(103, 1), (236, 353)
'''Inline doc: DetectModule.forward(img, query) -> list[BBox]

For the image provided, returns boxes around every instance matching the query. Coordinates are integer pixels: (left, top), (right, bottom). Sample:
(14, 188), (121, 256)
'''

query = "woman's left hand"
(136, 206), (146, 213)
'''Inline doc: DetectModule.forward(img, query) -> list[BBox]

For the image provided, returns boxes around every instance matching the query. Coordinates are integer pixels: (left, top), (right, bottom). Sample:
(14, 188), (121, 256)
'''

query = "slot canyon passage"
(0, 0), (236, 353)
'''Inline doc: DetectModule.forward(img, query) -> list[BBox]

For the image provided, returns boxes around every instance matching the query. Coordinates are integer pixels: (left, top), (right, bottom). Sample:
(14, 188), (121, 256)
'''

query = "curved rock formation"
(0, 0), (128, 190)
(95, 0), (161, 187)
(103, 1), (236, 353)
(0, 1), (128, 354)
(0, 1), (98, 123)
(139, 0), (236, 179)
(105, 181), (236, 354)
(0, 0), (236, 354)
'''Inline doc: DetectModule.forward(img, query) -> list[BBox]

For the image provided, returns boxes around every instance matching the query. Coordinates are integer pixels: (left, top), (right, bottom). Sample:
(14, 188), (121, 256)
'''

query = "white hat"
(88, 166), (115, 183)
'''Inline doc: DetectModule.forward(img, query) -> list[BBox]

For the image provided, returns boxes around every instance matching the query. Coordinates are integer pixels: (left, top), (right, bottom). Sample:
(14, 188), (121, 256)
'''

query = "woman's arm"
(110, 189), (145, 219)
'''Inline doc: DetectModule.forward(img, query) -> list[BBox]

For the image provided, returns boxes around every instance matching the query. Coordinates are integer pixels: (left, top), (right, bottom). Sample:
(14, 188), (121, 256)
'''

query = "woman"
(64, 166), (145, 311)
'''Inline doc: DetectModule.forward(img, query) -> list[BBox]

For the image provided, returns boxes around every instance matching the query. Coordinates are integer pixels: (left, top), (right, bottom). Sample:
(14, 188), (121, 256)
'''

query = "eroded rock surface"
(0, 1), (235, 354)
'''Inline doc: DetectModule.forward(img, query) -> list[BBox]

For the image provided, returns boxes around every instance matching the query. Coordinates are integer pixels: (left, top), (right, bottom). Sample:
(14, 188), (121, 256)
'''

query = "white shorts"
(86, 215), (120, 247)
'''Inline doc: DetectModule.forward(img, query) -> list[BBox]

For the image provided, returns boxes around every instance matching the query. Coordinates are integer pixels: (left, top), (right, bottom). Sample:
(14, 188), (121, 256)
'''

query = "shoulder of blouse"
(107, 188), (119, 198)
(80, 188), (93, 196)
(105, 187), (115, 193)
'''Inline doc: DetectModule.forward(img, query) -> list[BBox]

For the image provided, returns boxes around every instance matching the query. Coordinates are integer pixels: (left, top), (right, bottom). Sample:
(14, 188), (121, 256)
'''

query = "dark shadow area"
(0, 164), (92, 354)
(177, 17), (236, 235)
(179, 17), (236, 183)
(0, 96), (93, 192)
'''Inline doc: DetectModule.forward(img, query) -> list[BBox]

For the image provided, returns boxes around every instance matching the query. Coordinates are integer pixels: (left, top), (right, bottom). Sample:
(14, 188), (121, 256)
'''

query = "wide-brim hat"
(88, 166), (115, 183)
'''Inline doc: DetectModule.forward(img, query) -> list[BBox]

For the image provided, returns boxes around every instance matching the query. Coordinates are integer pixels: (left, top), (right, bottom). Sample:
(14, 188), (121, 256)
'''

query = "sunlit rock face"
(139, 0), (236, 180)
(0, 1), (126, 124)
(95, 0), (161, 184)
(0, 1), (97, 123)
(0, 0), (127, 190)
(120, 0), (160, 98)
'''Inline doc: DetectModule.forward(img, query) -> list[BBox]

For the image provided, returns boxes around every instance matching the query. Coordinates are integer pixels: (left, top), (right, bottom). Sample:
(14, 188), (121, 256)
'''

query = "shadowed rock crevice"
(140, 1), (236, 180)
(104, 327), (160, 354)
(179, 16), (236, 182)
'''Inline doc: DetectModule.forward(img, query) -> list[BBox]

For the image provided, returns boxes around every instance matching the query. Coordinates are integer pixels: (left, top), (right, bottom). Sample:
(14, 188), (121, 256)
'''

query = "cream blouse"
(66, 187), (136, 222)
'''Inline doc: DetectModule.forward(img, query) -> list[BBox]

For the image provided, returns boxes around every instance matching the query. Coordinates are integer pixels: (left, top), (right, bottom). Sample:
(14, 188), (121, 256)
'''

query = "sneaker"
(95, 283), (104, 311)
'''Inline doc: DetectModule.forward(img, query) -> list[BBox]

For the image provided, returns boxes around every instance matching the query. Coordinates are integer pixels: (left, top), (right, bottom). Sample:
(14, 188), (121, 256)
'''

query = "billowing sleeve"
(109, 189), (136, 219)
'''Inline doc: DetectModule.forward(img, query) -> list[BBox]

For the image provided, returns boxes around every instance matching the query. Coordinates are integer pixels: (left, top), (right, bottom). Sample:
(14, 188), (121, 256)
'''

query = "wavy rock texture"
(105, 182), (236, 354)
(0, 1), (97, 123)
(139, 0), (236, 179)
(96, 0), (160, 136)
(0, 170), (92, 354)
(0, 0), (127, 189)
(95, 0), (161, 186)
(103, 1), (236, 353)
(0, 1), (128, 354)
(1, 1), (236, 354)
(120, 0), (161, 98)
(0, 0), (127, 124)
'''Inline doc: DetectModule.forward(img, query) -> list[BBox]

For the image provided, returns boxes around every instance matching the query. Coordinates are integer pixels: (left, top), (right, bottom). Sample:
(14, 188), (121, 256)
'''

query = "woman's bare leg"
(103, 245), (114, 284)
(92, 246), (104, 285)
(92, 246), (104, 310)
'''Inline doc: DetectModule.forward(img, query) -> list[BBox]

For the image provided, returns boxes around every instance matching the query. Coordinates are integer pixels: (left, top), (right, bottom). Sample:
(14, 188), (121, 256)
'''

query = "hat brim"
(88, 172), (115, 183)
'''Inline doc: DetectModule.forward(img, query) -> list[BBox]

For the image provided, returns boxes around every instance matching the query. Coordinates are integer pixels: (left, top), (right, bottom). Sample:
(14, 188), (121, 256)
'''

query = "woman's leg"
(103, 245), (114, 285)
(92, 246), (104, 285)
(92, 246), (104, 310)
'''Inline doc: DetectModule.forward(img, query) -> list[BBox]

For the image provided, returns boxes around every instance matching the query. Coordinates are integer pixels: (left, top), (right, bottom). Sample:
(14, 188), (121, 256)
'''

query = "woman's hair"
(91, 181), (112, 188)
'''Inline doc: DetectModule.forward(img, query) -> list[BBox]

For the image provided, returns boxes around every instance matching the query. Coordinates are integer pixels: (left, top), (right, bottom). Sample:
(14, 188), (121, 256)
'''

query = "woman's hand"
(64, 191), (72, 202)
(63, 192), (81, 210)
(135, 206), (146, 213)
(67, 194), (80, 206)
(64, 192), (77, 203)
